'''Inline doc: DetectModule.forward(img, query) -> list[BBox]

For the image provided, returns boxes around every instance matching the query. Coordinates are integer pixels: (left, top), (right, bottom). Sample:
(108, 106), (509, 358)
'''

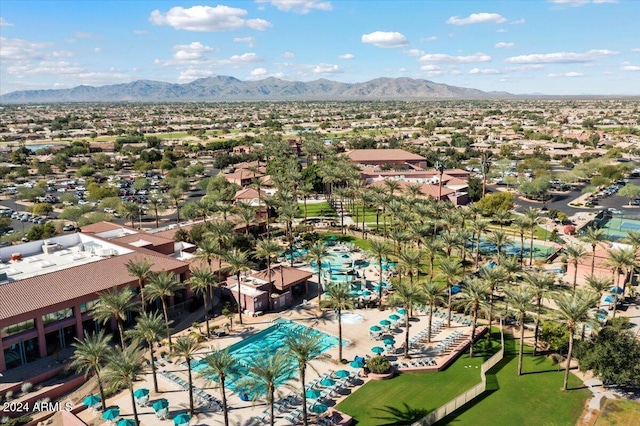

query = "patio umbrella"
(383, 338), (395, 345)
(133, 388), (149, 399)
(306, 389), (322, 399)
(380, 320), (391, 327)
(117, 419), (136, 426)
(349, 290), (361, 297)
(369, 325), (382, 332)
(350, 360), (365, 368)
(102, 407), (120, 421)
(83, 394), (101, 407)
(310, 403), (329, 414)
(361, 290), (372, 297)
(173, 413), (191, 426)
(320, 377), (336, 387)
(604, 294), (617, 304)
(152, 399), (169, 412)
(451, 285), (461, 295)
(389, 314), (401, 321)
(610, 286), (624, 294)
(334, 369), (350, 378)
(372, 346), (385, 355)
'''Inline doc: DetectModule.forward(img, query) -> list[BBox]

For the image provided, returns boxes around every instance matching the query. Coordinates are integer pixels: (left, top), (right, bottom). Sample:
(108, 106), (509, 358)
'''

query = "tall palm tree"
(323, 282), (354, 362)
(200, 348), (237, 426)
(523, 207), (540, 266)
(255, 238), (282, 311)
(397, 248), (423, 285)
(125, 311), (167, 393)
(514, 217), (529, 267)
(480, 151), (492, 196)
(389, 280), (425, 358)
(173, 335), (202, 416)
(92, 287), (139, 348)
(235, 349), (297, 426)
(492, 210), (512, 230)
(70, 331), (111, 412)
(236, 201), (257, 235)
(553, 291), (599, 390)
(146, 271), (184, 348)
(480, 265), (507, 337)
(434, 156), (448, 202)
(103, 344), (146, 425)
(505, 286), (534, 376)
(582, 227), (607, 275)
(471, 218), (489, 269)
(277, 202), (299, 266)
(368, 240), (394, 309)
(564, 244), (588, 292)
(437, 258), (462, 327)
(222, 248), (254, 325)
(125, 258), (153, 310)
(187, 267), (216, 336)
(454, 278), (489, 357)
(423, 238), (443, 281)
(305, 242), (330, 312)
(524, 272), (554, 356)
(421, 281), (445, 343)
(284, 333), (323, 426)
(487, 230), (509, 261)
(585, 274), (610, 301)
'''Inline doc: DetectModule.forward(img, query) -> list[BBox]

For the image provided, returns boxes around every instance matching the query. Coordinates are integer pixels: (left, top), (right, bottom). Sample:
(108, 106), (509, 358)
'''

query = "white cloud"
(312, 63), (341, 74)
(361, 31), (408, 48)
(420, 64), (442, 76)
(496, 29), (508, 33)
(622, 65), (640, 71)
(233, 36), (255, 47)
(506, 49), (619, 63)
(281, 51), (295, 58)
(93, 48), (101, 53)
(0, 37), (52, 61)
(419, 52), (491, 64)
(494, 42), (514, 49)
(338, 53), (354, 60)
(173, 42), (213, 61)
(250, 67), (268, 76)
(548, 0), (618, 6)
(149, 5), (272, 32)
(0, 17), (14, 27)
(469, 68), (502, 74)
(419, 36), (437, 42)
(254, 0), (332, 14)
(548, 72), (584, 77)
(631, 48), (640, 53)
(506, 64), (545, 72)
(511, 18), (526, 24)
(446, 13), (507, 25)
(178, 68), (213, 83)
(405, 49), (425, 57)
(226, 52), (261, 65)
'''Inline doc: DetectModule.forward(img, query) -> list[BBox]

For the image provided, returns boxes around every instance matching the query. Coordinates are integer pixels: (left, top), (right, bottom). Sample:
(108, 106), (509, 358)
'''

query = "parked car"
(62, 224), (75, 231)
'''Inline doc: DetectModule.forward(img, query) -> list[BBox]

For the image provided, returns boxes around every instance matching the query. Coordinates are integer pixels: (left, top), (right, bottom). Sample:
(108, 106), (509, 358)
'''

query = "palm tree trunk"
(301, 366), (308, 426)
(269, 387), (275, 426)
(139, 280), (146, 310)
(529, 230), (535, 266)
(129, 384), (140, 425)
(203, 295), (210, 336)
(149, 344), (159, 393)
(187, 360), (194, 415)
(533, 298), (541, 356)
(563, 332), (574, 390)
(427, 303), (434, 343)
(317, 263), (323, 312)
(447, 287), (452, 328)
(518, 319), (525, 376)
(475, 239), (481, 269)
(520, 233), (525, 267)
(237, 274), (244, 325)
(470, 307), (478, 357)
(338, 308), (343, 361)
(488, 291), (494, 342)
(117, 319), (126, 348)
(220, 377), (229, 426)
(267, 261), (273, 311)
(303, 198), (308, 223)
(591, 247), (596, 275)
(572, 262), (578, 292)
(161, 299), (172, 348)
(378, 259), (384, 310)
(362, 202), (366, 239)
(404, 307), (410, 358)
(96, 371), (107, 412)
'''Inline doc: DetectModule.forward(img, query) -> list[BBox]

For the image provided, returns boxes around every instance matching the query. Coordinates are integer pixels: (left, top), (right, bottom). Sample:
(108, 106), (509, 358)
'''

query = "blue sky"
(1, 0), (639, 95)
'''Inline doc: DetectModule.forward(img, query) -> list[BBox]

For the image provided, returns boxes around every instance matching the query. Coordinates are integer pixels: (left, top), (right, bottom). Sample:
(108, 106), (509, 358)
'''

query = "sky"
(1, 0), (639, 96)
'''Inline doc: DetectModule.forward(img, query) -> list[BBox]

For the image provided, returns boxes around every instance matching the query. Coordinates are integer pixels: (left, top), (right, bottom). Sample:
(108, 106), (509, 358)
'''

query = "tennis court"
(597, 217), (640, 241)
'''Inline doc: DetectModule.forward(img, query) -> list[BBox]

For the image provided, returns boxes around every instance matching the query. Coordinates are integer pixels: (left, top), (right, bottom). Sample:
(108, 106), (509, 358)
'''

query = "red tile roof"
(80, 222), (135, 234)
(345, 149), (426, 163)
(251, 265), (312, 291)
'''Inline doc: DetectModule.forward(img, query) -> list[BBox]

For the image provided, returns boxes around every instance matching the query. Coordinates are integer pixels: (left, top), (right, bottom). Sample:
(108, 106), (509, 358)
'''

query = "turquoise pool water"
(193, 320), (340, 394)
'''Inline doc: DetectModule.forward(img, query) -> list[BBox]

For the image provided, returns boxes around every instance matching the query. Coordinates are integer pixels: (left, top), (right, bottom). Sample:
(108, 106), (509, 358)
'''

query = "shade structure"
(380, 320), (391, 326)
(389, 314), (401, 321)
(311, 403), (329, 414)
(604, 294), (617, 303)
(383, 338), (395, 345)
(117, 419), (136, 426)
(133, 388), (149, 399)
(369, 325), (382, 332)
(450, 285), (461, 295)
(173, 413), (191, 426)
(152, 398), (169, 412)
(83, 394), (101, 407)
(334, 369), (350, 378)
(306, 388), (322, 399)
(320, 377), (336, 387)
(397, 309), (406, 315)
(350, 360), (365, 368)
(102, 407), (120, 421)
(372, 346), (385, 354)
(610, 286), (624, 295)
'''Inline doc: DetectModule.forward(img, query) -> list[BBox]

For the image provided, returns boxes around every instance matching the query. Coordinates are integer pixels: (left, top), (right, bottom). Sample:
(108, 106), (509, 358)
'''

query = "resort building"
(344, 149), (428, 170)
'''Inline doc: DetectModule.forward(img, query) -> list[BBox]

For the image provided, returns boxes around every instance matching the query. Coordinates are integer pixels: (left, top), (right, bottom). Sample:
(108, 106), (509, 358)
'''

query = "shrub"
(367, 356), (391, 374)
(20, 382), (33, 394)
(4, 391), (13, 401)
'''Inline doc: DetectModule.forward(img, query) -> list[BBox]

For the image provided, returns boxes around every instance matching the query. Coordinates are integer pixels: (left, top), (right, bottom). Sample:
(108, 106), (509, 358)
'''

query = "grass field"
(297, 202), (337, 218)
(336, 332), (589, 426)
(322, 232), (371, 251)
(595, 399), (640, 426)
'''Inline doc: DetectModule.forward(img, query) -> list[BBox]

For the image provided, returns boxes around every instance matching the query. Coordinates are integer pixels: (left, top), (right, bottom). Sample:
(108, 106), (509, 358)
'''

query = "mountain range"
(0, 76), (513, 103)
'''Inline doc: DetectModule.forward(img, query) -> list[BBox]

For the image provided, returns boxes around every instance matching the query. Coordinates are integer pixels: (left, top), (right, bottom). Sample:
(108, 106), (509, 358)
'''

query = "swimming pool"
(470, 240), (555, 259)
(193, 320), (340, 393)
(310, 248), (373, 282)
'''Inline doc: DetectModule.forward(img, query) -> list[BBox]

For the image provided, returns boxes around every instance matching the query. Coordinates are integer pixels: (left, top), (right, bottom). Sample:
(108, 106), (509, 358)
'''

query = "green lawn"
(297, 202), (337, 218)
(595, 399), (640, 426)
(336, 332), (589, 426)
(322, 232), (371, 251)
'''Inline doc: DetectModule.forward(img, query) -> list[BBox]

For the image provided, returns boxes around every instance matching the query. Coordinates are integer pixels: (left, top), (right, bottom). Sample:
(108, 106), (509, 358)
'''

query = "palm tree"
(125, 311), (167, 393)
(368, 240), (394, 309)
(389, 280), (425, 358)
(437, 258), (462, 328)
(277, 202), (298, 266)
(514, 217), (529, 267)
(255, 238), (282, 311)
(236, 201), (257, 235)
(235, 349), (296, 426)
(223, 248), (254, 325)
(146, 271), (184, 348)
(187, 267), (216, 337)
(487, 230), (509, 261)
(397, 248), (423, 285)
(305, 242), (330, 312)
(505, 286), (534, 376)
(455, 278), (489, 357)
(434, 156), (448, 202)
(524, 272), (554, 356)
(92, 287), (139, 348)
(582, 227), (607, 275)
(421, 281), (445, 343)
(125, 258), (153, 310)
(323, 282), (354, 362)
(585, 274), (610, 301)
(480, 151), (492, 196)
(553, 291), (599, 390)
(200, 349), (237, 426)
(471, 218), (489, 269)
(70, 331), (111, 412)
(492, 210), (512, 230)
(284, 333), (323, 426)
(564, 244), (588, 292)
(148, 196), (167, 228)
(173, 335), (201, 416)
(103, 344), (146, 425)
(523, 207), (540, 266)
(480, 265), (507, 337)
(423, 238), (443, 281)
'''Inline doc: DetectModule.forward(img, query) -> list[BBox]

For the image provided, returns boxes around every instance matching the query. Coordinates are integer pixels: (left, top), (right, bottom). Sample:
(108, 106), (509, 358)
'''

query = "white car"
(103, 208), (115, 214)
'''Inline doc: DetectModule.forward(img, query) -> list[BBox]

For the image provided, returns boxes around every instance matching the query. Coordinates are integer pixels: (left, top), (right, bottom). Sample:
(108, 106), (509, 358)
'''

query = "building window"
(42, 308), (74, 325)
(80, 300), (99, 313)
(1, 319), (35, 338)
